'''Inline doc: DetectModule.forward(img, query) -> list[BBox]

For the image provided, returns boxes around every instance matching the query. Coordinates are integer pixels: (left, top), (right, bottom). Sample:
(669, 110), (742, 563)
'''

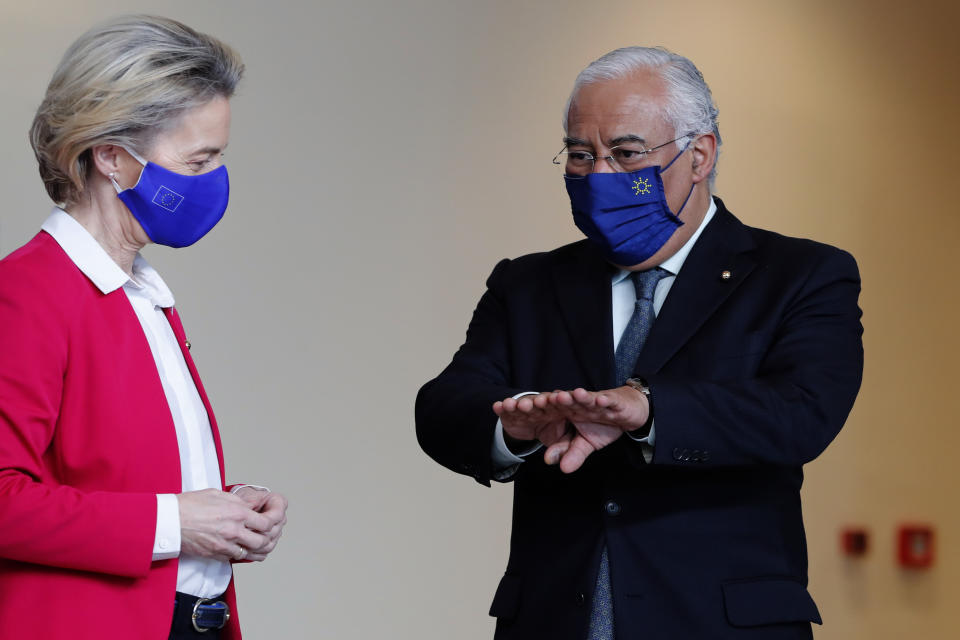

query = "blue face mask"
(564, 145), (693, 266)
(110, 147), (229, 248)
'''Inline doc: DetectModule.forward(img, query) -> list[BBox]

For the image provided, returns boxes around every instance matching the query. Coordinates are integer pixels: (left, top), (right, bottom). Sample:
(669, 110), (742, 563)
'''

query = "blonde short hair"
(30, 15), (244, 206)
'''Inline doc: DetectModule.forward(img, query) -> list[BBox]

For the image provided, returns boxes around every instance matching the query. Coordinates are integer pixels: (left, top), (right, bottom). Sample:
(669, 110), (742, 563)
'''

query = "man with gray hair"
(417, 46), (863, 639)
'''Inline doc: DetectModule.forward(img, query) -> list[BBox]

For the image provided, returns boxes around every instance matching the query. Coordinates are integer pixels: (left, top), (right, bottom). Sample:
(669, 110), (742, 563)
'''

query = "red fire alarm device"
(841, 527), (869, 556)
(897, 524), (934, 569)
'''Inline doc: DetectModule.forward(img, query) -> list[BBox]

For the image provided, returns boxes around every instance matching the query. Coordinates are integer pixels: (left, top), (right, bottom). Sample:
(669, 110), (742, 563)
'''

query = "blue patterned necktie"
(614, 267), (671, 384)
(588, 266), (671, 640)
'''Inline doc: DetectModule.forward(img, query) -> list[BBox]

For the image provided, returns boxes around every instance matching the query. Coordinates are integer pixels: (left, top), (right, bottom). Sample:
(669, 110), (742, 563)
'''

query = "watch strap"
(624, 377), (654, 437)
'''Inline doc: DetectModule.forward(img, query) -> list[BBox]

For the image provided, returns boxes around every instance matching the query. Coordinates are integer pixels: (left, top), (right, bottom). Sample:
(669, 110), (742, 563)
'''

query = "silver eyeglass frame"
(552, 133), (697, 176)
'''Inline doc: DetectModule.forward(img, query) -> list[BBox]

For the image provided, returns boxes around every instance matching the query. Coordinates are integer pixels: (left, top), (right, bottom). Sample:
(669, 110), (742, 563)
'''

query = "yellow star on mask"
(632, 177), (651, 196)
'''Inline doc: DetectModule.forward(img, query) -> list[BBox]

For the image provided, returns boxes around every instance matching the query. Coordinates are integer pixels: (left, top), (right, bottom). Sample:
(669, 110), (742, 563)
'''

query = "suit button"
(575, 592), (585, 606)
(672, 447), (683, 461)
(604, 500), (621, 516)
(701, 450), (710, 462)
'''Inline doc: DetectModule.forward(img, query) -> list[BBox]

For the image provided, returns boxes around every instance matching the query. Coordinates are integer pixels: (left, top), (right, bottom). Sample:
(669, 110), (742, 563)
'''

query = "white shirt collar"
(41, 208), (175, 308)
(611, 197), (718, 285)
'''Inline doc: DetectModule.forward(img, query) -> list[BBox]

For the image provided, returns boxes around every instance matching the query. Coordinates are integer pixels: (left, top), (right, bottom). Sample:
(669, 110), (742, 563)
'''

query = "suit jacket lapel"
(551, 241), (618, 389)
(634, 200), (758, 374)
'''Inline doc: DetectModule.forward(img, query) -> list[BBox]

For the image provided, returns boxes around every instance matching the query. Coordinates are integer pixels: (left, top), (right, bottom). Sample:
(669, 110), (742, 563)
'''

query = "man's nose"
(592, 155), (617, 173)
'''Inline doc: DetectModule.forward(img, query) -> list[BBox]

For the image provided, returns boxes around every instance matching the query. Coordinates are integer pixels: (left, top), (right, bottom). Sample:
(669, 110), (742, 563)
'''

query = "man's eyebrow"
(562, 134), (648, 148)
(608, 134), (647, 146)
(562, 136), (589, 147)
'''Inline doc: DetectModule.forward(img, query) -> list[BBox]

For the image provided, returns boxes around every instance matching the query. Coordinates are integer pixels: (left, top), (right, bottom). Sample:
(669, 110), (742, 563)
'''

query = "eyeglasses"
(552, 133), (696, 176)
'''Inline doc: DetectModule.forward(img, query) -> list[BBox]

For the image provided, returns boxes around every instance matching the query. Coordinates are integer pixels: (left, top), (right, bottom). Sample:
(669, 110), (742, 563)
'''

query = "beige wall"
(1, 0), (957, 637)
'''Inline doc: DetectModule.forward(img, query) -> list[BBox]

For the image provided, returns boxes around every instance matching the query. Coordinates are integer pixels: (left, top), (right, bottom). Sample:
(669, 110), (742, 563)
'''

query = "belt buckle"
(191, 597), (231, 633)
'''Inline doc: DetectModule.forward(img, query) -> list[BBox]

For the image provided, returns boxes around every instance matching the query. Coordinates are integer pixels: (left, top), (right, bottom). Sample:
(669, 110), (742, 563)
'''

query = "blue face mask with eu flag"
(564, 145), (693, 266)
(110, 147), (229, 248)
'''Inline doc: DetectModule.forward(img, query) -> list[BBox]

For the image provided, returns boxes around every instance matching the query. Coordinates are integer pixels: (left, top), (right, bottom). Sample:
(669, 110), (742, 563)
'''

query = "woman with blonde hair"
(0, 15), (287, 639)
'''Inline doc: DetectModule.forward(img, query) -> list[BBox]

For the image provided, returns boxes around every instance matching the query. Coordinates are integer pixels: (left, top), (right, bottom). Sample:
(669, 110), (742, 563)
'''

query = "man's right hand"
(494, 387), (651, 473)
(177, 489), (274, 563)
(493, 392), (571, 452)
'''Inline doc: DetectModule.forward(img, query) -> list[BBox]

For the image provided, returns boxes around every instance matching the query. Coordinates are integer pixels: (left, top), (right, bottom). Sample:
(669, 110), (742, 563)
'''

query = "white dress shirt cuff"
(626, 422), (656, 463)
(491, 392), (543, 480)
(153, 494), (181, 561)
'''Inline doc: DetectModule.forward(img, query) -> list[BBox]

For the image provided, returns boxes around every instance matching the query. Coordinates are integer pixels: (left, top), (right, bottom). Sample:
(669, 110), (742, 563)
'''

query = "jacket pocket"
(488, 574), (522, 620)
(722, 577), (822, 627)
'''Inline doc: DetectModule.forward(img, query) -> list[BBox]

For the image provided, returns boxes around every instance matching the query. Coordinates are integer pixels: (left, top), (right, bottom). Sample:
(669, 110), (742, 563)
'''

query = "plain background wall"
(1, 0), (958, 637)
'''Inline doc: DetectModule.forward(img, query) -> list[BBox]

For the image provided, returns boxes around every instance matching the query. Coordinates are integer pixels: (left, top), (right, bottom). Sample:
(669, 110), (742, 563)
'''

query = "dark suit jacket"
(416, 198), (863, 639)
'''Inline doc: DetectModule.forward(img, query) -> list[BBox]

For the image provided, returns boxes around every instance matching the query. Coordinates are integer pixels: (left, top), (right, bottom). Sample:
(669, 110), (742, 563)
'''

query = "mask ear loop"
(122, 145), (148, 166)
(661, 136), (696, 218)
(110, 146), (148, 194)
(661, 138), (692, 172)
(674, 183), (695, 218)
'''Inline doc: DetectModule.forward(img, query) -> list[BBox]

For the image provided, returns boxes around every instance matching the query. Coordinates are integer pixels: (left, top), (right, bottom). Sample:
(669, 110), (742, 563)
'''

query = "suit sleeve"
(416, 259), (526, 486)
(0, 269), (157, 578)
(643, 247), (864, 468)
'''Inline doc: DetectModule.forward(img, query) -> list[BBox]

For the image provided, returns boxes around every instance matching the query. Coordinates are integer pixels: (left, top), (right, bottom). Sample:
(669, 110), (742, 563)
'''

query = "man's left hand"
(542, 386), (650, 474)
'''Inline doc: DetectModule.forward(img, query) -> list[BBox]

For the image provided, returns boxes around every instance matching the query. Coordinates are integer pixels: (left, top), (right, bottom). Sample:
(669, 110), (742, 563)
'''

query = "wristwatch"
(624, 377), (650, 397)
(624, 377), (654, 437)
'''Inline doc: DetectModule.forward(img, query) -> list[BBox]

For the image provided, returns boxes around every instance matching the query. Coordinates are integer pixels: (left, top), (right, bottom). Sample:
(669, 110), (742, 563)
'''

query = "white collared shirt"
(41, 208), (231, 598)
(492, 199), (718, 474)
(610, 198), (717, 350)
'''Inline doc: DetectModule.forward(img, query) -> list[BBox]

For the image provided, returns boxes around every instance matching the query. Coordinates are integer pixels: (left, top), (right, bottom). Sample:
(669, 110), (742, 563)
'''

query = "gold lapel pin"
(185, 340), (192, 350)
(720, 270), (732, 280)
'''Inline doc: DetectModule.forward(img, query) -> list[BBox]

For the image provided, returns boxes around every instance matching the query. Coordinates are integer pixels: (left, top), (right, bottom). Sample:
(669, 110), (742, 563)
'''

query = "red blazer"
(0, 232), (241, 638)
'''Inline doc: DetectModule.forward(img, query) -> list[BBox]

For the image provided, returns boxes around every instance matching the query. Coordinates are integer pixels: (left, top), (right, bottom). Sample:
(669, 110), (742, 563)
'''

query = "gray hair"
(563, 46), (721, 188)
(30, 15), (244, 206)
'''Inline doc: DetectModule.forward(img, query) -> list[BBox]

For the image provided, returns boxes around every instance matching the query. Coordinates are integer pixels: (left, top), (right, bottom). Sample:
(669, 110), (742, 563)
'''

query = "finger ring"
(235, 546), (247, 560)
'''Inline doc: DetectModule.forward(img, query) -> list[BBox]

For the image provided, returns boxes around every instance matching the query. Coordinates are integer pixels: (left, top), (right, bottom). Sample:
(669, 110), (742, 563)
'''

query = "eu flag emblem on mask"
(152, 186), (185, 213)
(632, 177), (652, 196)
